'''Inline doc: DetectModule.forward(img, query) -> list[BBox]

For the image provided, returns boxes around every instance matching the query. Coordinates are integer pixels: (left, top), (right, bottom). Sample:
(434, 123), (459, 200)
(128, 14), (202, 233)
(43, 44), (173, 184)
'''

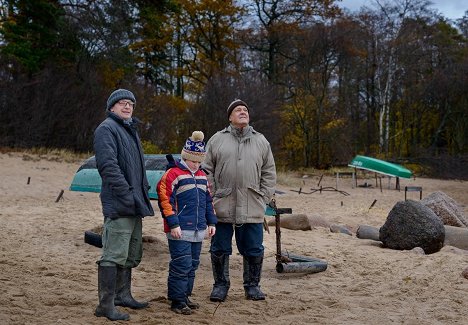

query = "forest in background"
(0, 0), (467, 178)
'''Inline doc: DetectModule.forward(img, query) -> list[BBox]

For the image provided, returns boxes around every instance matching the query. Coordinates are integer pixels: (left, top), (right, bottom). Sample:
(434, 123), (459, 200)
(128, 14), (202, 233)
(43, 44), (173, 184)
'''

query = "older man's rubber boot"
(95, 265), (130, 321)
(114, 267), (148, 309)
(209, 253), (230, 302)
(243, 255), (266, 300)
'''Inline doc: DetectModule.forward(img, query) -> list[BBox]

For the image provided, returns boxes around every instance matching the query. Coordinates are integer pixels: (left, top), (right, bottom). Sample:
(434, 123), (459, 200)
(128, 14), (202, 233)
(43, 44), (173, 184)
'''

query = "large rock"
(421, 191), (468, 228)
(380, 200), (445, 254)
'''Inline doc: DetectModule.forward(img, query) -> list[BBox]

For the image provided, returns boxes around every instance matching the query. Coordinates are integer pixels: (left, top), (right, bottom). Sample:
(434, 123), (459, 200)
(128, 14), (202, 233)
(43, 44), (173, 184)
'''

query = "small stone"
(462, 267), (468, 279)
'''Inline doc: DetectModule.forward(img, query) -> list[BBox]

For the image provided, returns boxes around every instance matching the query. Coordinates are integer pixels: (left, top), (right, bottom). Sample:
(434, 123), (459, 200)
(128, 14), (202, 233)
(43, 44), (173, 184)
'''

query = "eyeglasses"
(116, 100), (135, 108)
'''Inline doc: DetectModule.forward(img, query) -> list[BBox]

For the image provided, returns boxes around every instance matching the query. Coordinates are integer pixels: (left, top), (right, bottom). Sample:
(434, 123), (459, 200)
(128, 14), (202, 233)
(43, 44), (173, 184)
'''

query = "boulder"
(421, 191), (468, 227)
(380, 200), (445, 254)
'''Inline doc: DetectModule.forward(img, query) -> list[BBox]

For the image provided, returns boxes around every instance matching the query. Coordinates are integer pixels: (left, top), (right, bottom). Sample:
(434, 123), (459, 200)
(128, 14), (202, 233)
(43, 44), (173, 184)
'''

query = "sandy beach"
(1, 151), (467, 325)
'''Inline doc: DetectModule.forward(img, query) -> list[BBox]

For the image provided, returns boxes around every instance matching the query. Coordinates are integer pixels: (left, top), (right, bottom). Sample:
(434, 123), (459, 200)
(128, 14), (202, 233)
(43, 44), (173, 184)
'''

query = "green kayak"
(348, 155), (412, 179)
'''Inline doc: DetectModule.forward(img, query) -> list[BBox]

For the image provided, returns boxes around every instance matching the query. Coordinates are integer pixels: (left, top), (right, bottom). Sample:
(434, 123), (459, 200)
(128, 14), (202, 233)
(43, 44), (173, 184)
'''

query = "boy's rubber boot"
(114, 267), (149, 309)
(209, 253), (230, 302)
(243, 255), (266, 300)
(95, 265), (130, 321)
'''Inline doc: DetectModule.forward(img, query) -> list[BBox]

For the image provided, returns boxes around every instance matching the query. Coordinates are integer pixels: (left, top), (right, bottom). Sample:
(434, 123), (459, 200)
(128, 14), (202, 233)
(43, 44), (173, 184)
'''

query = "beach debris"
(268, 200), (328, 274)
(276, 252), (328, 273)
(267, 214), (331, 230)
(462, 268), (468, 279)
(317, 174), (323, 187)
(368, 199), (377, 210)
(27, 176), (31, 184)
(55, 189), (64, 202)
(84, 230), (102, 248)
(421, 191), (468, 228)
(291, 186), (349, 196)
(329, 224), (352, 236)
(442, 226), (468, 250)
(380, 200), (445, 254)
(356, 224), (380, 241)
(409, 247), (425, 255)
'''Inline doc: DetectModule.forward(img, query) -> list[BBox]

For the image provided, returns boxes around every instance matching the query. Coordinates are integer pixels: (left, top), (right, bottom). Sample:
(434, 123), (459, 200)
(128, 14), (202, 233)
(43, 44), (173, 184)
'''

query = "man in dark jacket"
(93, 89), (154, 321)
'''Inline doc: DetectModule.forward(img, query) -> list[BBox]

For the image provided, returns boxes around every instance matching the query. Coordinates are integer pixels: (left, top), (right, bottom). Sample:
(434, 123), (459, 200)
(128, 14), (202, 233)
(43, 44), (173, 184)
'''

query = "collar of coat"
(107, 111), (141, 129)
(224, 124), (255, 138)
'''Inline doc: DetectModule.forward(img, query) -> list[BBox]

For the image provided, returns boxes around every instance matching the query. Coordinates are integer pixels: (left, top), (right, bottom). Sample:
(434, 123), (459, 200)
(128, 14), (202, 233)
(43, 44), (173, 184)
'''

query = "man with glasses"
(93, 89), (154, 321)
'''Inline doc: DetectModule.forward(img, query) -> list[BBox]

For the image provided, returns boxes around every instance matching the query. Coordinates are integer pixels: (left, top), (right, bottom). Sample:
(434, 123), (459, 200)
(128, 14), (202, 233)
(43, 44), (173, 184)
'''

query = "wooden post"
(55, 189), (64, 202)
(368, 199), (377, 210)
(317, 174), (323, 187)
(27, 177), (31, 185)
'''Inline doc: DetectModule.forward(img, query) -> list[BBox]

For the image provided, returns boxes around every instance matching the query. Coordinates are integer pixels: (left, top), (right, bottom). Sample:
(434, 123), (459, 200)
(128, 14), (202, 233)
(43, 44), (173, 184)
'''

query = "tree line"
(1, 0), (467, 177)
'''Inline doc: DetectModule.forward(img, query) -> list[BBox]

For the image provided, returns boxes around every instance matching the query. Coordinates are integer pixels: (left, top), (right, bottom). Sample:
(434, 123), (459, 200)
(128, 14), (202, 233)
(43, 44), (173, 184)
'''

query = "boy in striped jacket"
(157, 131), (217, 315)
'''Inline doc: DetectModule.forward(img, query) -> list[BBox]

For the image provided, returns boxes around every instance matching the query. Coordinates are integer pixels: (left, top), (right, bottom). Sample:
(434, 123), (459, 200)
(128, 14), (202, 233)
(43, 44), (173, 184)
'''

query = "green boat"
(70, 154), (180, 199)
(348, 155), (412, 179)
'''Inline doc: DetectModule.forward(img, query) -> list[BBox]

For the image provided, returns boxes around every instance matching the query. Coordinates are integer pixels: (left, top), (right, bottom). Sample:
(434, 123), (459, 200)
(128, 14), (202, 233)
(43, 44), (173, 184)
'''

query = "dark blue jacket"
(93, 112), (154, 219)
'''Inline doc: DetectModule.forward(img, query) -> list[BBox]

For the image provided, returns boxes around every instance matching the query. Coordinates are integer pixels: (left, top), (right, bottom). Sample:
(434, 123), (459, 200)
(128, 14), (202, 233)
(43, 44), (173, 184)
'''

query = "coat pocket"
(213, 188), (232, 218)
(247, 186), (266, 218)
(112, 188), (136, 216)
(213, 187), (232, 198)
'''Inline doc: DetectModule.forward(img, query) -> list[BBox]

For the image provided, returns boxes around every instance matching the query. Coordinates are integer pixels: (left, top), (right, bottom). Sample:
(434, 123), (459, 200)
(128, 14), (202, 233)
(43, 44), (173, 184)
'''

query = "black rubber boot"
(95, 265), (130, 321)
(209, 253), (230, 302)
(114, 267), (148, 309)
(243, 255), (266, 300)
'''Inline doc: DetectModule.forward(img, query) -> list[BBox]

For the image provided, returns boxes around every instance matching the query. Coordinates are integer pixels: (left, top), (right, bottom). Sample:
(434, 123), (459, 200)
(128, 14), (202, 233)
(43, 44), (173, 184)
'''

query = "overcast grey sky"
(338, 0), (467, 20)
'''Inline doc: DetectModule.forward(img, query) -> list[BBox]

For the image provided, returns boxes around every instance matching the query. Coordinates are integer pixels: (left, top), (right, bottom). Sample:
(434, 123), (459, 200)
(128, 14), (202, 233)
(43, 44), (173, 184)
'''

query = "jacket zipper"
(176, 204), (187, 217)
(194, 171), (200, 231)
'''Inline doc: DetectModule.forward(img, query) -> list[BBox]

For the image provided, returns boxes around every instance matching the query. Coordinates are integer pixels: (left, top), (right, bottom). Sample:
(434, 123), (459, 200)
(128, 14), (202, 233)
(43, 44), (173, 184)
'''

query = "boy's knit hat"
(106, 89), (136, 111)
(227, 99), (249, 118)
(181, 131), (206, 162)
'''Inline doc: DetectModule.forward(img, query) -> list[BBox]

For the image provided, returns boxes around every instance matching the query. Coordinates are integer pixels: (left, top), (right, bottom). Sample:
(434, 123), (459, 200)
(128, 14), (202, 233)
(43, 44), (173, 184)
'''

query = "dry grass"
(0, 147), (91, 163)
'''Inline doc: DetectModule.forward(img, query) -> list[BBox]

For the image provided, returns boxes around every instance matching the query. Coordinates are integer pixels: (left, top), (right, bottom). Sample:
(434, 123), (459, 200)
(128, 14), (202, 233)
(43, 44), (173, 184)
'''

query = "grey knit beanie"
(227, 99), (249, 118)
(106, 89), (136, 111)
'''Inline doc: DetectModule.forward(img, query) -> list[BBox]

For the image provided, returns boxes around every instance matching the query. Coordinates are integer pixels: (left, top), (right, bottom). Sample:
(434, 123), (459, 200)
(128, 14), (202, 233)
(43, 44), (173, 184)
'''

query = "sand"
(1, 152), (467, 325)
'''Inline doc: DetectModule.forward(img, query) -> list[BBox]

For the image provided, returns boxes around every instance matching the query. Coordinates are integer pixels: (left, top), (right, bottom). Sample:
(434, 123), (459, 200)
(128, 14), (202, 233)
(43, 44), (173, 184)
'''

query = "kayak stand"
(268, 200), (328, 274)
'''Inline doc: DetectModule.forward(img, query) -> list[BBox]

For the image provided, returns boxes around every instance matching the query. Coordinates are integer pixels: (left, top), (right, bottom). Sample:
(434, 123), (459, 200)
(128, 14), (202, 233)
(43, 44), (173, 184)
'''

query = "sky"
(338, 0), (467, 20)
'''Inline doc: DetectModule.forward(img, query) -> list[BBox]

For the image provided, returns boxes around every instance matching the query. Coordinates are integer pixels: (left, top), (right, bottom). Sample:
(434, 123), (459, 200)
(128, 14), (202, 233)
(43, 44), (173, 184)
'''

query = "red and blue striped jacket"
(156, 159), (217, 233)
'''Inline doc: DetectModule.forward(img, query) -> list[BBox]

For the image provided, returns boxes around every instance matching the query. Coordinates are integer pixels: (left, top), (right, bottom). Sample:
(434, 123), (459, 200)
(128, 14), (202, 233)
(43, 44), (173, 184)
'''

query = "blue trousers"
(167, 239), (202, 302)
(210, 222), (264, 257)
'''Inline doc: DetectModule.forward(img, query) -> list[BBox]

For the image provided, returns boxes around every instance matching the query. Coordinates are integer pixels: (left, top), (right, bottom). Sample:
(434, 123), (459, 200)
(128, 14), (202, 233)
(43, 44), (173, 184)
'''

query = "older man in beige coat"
(203, 99), (276, 302)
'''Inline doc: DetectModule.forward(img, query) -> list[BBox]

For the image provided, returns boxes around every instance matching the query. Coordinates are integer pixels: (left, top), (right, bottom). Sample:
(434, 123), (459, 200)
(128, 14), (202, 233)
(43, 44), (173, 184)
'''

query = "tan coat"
(203, 125), (276, 224)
